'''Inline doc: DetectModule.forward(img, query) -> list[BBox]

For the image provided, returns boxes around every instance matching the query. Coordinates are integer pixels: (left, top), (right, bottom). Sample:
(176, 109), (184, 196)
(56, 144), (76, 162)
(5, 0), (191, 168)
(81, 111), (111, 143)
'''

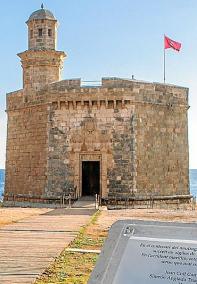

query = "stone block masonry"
(5, 102), (49, 202)
(4, 7), (191, 206)
(4, 77), (190, 205)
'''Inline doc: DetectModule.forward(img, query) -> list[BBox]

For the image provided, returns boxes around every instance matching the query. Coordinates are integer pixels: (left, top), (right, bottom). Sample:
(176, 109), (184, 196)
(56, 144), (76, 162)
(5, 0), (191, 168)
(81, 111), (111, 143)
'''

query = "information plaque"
(88, 220), (197, 284)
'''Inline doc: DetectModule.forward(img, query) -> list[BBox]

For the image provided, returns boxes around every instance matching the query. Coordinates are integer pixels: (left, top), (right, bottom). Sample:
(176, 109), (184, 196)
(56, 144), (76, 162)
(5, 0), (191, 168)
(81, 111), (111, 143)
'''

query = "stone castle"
(4, 7), (191, 206)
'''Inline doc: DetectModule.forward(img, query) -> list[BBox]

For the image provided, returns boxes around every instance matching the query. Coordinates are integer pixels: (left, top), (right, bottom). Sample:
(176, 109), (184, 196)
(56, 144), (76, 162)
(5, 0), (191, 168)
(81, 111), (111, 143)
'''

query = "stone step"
(72, 198), (97, 209)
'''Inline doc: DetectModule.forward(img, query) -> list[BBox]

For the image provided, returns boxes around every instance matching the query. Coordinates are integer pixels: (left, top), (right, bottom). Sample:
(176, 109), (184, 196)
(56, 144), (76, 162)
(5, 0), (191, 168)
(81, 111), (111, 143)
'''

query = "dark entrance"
(82, 161), (100, 196)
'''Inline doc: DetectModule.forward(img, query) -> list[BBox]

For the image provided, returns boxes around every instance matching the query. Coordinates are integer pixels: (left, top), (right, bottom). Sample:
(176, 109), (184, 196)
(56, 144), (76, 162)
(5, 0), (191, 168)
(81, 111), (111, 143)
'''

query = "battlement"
(6, 77), (189, 112)
(45, 77), (189, 92)
(41, 77), (188, 101)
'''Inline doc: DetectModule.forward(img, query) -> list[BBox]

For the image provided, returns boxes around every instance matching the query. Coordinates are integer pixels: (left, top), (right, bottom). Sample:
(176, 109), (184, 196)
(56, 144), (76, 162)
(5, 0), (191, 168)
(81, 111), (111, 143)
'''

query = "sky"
(0, 0), (196, 168)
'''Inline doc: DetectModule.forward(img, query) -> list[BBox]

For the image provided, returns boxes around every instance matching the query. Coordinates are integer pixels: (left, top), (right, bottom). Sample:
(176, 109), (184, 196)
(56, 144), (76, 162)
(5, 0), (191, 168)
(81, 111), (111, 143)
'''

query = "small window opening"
(48, 29), (52, 37)
(30, 30), (33, 39)
(38, 28), (43, 37)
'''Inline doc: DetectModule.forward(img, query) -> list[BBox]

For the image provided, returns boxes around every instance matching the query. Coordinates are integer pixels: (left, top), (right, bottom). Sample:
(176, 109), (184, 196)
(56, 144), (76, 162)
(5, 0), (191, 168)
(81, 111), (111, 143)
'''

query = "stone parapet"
(6, 77), (189, 111)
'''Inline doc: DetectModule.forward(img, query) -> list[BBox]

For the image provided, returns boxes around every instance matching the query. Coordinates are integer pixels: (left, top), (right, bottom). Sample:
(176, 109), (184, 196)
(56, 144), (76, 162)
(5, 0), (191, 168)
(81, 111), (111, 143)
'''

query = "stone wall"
(42, 79), (189, 200)
(136, 104), (189, 198)
(45, 99), (135, 199)
(4, 78), (190, 204)
(4, 102), (49, 202)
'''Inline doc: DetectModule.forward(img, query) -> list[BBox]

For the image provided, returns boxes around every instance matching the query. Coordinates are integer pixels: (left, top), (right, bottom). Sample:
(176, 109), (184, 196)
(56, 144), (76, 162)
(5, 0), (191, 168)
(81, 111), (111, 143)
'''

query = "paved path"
(72, 197), (96, 209)
(0, 208), (96, 284)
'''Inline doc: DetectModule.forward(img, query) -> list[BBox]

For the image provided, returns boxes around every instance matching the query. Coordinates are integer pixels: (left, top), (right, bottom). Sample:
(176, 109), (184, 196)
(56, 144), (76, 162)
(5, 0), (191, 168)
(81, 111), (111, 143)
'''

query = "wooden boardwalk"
(0, 208), (95, 284)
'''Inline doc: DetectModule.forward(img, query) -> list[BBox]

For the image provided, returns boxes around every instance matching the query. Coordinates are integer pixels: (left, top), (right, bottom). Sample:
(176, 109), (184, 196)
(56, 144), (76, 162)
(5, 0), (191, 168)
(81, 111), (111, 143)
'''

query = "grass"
(36, 252), (98, 284)
(35, 210), (108, 284)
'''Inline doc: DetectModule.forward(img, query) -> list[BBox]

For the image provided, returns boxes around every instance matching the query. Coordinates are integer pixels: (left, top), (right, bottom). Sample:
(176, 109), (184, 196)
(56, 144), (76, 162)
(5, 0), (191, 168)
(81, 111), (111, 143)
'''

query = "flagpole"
(164, 38), (166, 84)
(163, 35), (182, 83)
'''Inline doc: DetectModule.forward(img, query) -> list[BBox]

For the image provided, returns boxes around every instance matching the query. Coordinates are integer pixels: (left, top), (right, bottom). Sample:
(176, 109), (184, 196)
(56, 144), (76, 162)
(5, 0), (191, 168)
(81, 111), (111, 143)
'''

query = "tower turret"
(27, 6), (57, 50)
(18, 5), (66, 93)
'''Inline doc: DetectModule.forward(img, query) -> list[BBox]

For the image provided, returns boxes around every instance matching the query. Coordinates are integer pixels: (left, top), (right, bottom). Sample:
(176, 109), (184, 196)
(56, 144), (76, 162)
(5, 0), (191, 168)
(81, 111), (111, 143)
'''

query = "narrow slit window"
(38, 28), (43, 37)
(30, 30), (33, 39)
(48, 29), (52, 37)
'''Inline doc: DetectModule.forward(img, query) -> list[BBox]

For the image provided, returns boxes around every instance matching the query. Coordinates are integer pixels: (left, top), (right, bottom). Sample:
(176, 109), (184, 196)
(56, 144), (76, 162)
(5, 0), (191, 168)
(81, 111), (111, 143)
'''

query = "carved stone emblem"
(84, 119), (95, 134)
(70, 117), (111, 152)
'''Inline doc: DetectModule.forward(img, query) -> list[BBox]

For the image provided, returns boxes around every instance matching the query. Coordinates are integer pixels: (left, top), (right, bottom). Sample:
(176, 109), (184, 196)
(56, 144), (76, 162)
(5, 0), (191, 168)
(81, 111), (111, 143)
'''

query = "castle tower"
(4, 6), (190, 208)
(17, 5), (66, 93)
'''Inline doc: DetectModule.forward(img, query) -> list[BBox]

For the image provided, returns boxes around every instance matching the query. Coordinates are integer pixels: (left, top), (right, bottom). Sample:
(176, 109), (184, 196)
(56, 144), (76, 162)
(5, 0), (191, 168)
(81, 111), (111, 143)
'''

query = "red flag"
(164, 35), (181, 51)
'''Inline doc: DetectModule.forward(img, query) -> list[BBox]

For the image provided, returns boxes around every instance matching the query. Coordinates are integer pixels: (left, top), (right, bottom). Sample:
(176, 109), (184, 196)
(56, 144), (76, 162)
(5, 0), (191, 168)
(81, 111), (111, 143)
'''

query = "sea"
(0, 169), (5, 200)
(190, 169), (197, 198)
(0, 169), (197, 200)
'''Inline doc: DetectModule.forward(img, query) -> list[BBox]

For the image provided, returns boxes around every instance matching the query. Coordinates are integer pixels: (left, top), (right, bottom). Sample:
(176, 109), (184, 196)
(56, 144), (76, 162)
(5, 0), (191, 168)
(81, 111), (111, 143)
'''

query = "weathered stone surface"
(4, 8), (190, 205)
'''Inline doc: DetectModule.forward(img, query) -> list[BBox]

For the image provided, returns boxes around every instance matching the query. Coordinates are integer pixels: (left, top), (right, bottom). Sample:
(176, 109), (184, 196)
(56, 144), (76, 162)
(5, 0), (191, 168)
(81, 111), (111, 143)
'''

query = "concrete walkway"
(72, 197), (96, 209)
(0, 208), (96, 284)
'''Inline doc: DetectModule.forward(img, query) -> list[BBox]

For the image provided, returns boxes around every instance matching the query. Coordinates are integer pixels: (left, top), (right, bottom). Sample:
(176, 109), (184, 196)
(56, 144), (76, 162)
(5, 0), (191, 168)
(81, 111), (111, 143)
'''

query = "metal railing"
(95, 194), (101, 210)
(60, 194), (72, 208)
(106, 194), (194, 210)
